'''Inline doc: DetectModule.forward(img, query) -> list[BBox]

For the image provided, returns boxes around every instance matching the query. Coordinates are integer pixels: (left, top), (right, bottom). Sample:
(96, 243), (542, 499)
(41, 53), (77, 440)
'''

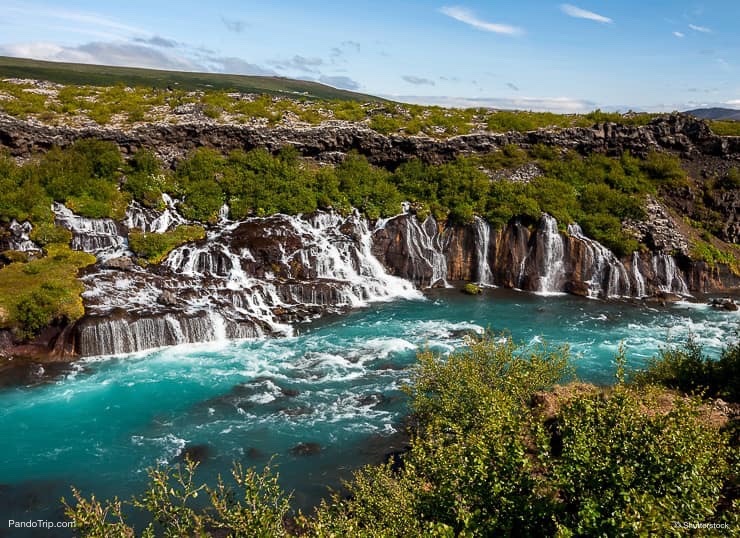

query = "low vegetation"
(64, 336), (740, 536)
(128, 225), (206, 264)
(1, 76), (662, 137)
(0, 244), (95, 339)
(0, 132), (710, 262)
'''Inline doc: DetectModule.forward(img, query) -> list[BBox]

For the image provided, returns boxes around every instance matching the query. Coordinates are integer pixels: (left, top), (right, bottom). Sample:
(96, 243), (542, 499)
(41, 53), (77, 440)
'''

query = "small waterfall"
(473, 217), (494, 286)
(631, 252), (647, 298)
(536, 214), (566, 294)
(54, 203), (128, 259)
(651, 253), (690, 295)
(391, 215), (449, 288)
(567, 223), (631, 298)
(5, 220), (39, 252)
(125, 195), (187, 233)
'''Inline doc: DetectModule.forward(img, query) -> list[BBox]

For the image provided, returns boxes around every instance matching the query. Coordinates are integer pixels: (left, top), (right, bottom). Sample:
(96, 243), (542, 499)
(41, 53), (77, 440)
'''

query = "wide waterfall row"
(42, 198), (698, 357)
(372, 209), (692, 300)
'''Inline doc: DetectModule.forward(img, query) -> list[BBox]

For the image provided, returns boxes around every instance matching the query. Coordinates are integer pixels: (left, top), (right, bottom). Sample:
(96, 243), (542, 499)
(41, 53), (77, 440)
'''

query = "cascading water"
(536, 214), (566, 294)
(631, 252), (647, 298)
(125, 195), (187, 233)
(54, 203), (128, 260)
(473, 216), (494, 286)
(4, 220), (39, 252)
(74, 203), (423, 356)
(651, 253), (690, 295)
(567, 223), (632, 298)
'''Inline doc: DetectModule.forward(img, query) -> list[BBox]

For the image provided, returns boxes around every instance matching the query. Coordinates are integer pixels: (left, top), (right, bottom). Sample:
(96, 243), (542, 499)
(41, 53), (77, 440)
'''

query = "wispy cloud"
(403, 75), (435, 86)
(318, 75), (359, 90)
(5, 3), (146, 37)
(560, 4), (613, 24)
(268, 55), (324, 73)
(438, 6), (523, 36)
(688, 24), (712, 33)
(673, 31), (685, 38)
(133, 36), (179, 48)
(221, 17), (247, 33)
(725, 99), (740, 107)
(0, 41), (196, 71)
(388, 94), (597, 113)
(506, 82), (520, 91)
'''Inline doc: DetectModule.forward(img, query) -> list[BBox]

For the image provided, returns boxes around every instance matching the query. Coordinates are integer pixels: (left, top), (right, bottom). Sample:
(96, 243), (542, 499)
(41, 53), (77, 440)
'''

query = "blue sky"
(1, 1), (738, 112)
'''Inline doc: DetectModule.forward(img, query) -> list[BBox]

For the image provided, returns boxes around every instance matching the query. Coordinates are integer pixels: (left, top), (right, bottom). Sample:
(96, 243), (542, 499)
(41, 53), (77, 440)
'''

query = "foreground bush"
(64, 337), (738, 536)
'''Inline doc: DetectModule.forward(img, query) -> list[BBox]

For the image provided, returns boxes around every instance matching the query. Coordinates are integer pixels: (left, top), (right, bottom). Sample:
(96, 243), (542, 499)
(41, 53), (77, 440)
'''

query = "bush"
(128, 225), (206, 264)
(29, 223), (72, 246)
(635, 339), (740, 402)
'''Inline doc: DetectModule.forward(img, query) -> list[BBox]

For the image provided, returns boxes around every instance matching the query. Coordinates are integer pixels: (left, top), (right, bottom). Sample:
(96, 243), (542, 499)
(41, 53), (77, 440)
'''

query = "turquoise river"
(1, 289), (738, 531)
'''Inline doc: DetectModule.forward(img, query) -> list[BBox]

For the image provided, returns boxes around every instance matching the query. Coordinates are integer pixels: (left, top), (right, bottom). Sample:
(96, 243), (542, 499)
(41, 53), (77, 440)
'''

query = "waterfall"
(125, 195), (186, 233)
(631, 252), (647, 298)
(391, 215), (449, 288)
(473, 217), (494, 286)
(54, 203), (128, 260)
(651, 253), (690, 295)
(567, 223), (631, 298)
(77, 208), (425, 357)
(5, 220), (39, 252)
(536, 214), (566, 294)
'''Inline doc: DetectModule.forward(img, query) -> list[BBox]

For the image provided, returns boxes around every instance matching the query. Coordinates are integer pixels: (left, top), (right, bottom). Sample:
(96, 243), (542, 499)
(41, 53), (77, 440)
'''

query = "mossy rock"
(462, 283), (482, 295)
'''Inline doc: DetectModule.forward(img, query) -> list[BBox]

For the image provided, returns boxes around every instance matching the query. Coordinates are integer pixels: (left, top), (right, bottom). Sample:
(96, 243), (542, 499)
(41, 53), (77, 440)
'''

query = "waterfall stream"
(473, 216), (494, 286)
(44, 201), (700, 357)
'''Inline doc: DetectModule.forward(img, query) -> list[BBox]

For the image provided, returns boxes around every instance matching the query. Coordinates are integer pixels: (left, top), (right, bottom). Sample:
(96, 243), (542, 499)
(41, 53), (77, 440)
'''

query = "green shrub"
(635, 339), (740, 402)
(29, 223), (71, 246)
(128, 225), (206, 264)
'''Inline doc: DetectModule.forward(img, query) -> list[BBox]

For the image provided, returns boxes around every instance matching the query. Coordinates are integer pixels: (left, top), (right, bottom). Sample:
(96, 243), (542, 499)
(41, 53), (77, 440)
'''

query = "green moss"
(128, 225), (206, 264)
(0, 244), (95, 337)
(462, 283), (482, 295)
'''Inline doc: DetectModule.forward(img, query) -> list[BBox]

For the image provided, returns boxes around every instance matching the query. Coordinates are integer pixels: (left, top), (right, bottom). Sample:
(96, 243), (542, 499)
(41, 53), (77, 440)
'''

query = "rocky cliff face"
(1, 200), (738, 362)
(2, 113), (739, 168)
(1, 113), (739, 362)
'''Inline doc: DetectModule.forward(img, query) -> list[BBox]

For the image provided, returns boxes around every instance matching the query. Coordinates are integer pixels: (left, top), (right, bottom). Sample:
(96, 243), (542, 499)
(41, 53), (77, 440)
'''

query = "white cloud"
(725, 99), (740, 106)
(0, 41), (196, 71)
(387, 94), (597, 113)
(438, 6), (523, 36)
(560, 4), (613, 24)
(688, 24), (712, 33)
(403, 75), (435, 86)
(673, 31), (685, 38)
(318, 75), (360, 90)
(5, 3), (146, 37)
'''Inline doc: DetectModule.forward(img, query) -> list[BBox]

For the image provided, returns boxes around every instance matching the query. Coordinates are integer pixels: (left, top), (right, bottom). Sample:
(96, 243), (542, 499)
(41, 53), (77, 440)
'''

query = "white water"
(567, 223), (632, 298)
(54, 203), (129, 260)
(632, 252), (647, 298)
(536, 214), (566, 294)
(5, 220), (39, 252)
(651, 253), (690, 295)
(473, 216), (494, 286)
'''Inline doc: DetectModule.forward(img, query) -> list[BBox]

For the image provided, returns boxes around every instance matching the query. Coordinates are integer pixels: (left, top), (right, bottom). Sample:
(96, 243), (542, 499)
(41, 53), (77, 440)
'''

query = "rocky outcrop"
(623, 196), (690, 255)
(1, 113), (739, 168)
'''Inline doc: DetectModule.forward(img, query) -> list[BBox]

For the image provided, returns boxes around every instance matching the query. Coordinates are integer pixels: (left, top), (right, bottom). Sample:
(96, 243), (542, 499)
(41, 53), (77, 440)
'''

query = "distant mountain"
(0, 56), (383, 102)
(685, 107), (740, 121)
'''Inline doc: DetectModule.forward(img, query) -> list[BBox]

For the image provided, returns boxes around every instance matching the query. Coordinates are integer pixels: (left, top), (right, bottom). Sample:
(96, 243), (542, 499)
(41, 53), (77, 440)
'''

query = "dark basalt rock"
(290, 442), (322, 456)
(176, 444), (212, 463)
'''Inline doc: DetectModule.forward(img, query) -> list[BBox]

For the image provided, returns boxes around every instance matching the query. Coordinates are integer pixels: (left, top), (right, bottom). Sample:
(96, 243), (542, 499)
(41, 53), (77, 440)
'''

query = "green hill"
(0, 55), (382, 102)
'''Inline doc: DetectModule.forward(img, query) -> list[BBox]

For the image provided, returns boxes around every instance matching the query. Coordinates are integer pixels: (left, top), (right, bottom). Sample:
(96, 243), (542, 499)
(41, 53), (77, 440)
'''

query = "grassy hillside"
(0, 56), (382, 102)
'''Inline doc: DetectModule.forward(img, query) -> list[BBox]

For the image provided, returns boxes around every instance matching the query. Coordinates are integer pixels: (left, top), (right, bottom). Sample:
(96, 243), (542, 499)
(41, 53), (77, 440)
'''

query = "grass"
(128, 225), (206, 264)
(0, 244), (96, 337)
(708, 120), (740, 136)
